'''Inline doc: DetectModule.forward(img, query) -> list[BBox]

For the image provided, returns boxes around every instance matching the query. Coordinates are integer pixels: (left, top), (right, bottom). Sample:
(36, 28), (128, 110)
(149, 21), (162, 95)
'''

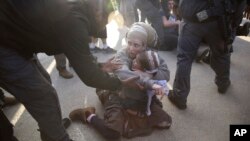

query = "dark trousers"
(54, 54), (67, 71)
(161, 32), (178, 51)
(0, 89), (4, 105)
(0, 110), (18, 141)
(0, 47), (70, 141)
(173, 20), (231, 103)
(135, 0), (165, 46)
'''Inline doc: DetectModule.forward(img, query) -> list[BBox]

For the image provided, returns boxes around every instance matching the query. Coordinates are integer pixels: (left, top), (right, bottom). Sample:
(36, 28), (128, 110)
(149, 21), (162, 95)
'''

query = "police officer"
(168, 0), (247, 109)
(0, 110), (19, 141)
(0, 0), (137, 141)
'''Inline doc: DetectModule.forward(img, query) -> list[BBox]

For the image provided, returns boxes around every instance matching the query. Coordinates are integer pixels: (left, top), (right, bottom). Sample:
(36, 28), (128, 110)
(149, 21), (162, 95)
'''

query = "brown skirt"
(97, 89), (172, 138)
(104, 101), (172, 138)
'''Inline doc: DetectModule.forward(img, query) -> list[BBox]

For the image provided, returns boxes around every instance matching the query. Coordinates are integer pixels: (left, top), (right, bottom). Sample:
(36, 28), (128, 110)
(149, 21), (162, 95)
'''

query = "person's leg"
(69, 106), (122, 140)
(33, 54), (52, 83)
(136, 0), (165, 47)
(89, 37), (101, 53)
(0, 109), (19, 141)
(0, 47), (71, 141)
(96, 89), (113, 105)
(54, 54), (73, 79)
(0, 89), (5, 105)
(204, 22), (231, 94)
(98, 27), (116, 53)
(148, 103), (172, 129)
(170, 22), (203, 109)
(160, 33), (178, 51)
(90, 116), (121, 140)
(0, 89), (18, 108)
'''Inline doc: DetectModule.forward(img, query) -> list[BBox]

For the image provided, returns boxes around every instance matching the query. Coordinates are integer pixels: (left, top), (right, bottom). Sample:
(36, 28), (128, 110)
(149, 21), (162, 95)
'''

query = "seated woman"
(69, 22), (172, 140)
(160, 0), (180, 51)
(116, 50), (169, 116)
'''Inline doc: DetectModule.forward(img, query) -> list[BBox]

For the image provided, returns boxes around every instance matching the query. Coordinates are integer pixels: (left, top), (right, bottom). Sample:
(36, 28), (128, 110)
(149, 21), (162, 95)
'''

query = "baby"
(131, 50), (169, 116)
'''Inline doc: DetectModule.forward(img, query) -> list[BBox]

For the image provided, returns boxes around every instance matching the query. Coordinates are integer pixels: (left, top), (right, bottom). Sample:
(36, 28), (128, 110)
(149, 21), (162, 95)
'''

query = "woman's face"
(126, 38), (146, 59)
(168, 0), (175, 11)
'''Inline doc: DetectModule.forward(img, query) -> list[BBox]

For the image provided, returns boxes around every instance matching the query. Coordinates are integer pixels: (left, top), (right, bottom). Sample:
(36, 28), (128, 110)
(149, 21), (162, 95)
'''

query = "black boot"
(168, 90), (187, 110)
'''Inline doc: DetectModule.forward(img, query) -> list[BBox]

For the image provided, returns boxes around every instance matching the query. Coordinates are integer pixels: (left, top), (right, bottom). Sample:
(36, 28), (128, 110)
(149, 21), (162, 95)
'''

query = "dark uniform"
(0, 0), (122, 141)
(169, 0), (246, 109)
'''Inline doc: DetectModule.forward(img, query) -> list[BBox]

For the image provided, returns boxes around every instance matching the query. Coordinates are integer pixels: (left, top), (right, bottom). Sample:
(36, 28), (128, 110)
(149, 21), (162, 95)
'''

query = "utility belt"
(183, 6), (224, 23)
(183, 16), (218, 24)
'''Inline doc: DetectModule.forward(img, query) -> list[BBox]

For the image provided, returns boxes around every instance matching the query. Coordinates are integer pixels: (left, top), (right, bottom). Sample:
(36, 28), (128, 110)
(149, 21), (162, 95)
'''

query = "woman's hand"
(152, 84), (164, 96)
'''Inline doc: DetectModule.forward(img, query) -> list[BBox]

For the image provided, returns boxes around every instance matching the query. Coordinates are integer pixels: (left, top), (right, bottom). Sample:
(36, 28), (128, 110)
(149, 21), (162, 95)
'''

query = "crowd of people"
(1, 0), (250, 141)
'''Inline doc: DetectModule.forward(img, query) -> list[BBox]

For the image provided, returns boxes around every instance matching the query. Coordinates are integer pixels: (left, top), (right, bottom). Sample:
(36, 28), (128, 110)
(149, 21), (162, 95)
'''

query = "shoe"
(90, 46), (102, 53)
(217, 80), (231, 94)
(104, 47), (117, 54)
(168, 90), (187, 110)
(59, 69), (73, 79)
(241, 22), (250, 36)
(69, 107), (95, 123)
(237, 22), (250, 36)
(62, 118), (71, 129)
(2, 96), (19, 107)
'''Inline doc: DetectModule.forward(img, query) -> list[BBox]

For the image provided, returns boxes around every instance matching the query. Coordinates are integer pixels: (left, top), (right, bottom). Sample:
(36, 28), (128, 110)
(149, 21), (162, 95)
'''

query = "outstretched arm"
(57, 14), (122, 90)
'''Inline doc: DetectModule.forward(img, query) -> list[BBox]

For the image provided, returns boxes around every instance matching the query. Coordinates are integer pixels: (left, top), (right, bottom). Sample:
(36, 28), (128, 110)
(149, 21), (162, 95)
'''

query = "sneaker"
(90, 46), (102, 53)
(104, 47), (117, 54)
(69, 107), (95, 123)
(168, 90), (187, 110)
(217, 80), (231, 94)
(2, 96), (19, 107)
(59, 69), (73, 79)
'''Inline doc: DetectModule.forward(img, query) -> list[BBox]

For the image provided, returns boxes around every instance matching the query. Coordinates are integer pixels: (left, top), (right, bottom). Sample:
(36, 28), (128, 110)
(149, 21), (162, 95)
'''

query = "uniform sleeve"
(115, 70), (155, 90)
(54, 13), (121, 90)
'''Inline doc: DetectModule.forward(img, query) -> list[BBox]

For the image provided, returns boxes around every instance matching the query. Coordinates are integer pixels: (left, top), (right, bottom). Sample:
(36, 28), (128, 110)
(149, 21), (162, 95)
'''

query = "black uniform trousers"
(0, 47), (70, 141)
(172, 20), (231, 104)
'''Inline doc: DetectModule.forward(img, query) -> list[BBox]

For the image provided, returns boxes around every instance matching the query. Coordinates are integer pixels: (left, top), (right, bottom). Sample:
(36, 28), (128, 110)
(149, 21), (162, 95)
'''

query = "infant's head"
(132, 50), (160, 74)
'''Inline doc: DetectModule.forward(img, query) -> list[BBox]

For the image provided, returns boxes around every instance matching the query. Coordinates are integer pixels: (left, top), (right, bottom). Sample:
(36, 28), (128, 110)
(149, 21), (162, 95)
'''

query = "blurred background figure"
(119, 0), (138, 27)
(89, 0), (117, 53)
(0, 88), (19, 141)
(54, 54), (73, 79)
(160, 0), (180, 51)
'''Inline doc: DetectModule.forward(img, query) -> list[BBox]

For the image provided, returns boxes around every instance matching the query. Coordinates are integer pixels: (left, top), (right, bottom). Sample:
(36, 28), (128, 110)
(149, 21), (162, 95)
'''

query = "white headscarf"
(126, 22), (158, 48)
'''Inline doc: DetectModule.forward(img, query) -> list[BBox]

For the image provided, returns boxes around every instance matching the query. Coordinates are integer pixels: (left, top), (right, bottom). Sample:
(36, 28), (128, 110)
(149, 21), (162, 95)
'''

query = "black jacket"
(0, 0), (121, 90)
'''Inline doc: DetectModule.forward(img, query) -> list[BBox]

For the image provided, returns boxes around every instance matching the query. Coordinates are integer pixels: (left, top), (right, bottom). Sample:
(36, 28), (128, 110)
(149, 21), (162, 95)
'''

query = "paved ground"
(3, 19), (250, 141)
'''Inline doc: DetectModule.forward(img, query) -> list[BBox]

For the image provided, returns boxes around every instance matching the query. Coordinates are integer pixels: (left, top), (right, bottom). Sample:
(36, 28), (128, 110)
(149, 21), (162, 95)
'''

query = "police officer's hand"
(100, 57), (123, 72)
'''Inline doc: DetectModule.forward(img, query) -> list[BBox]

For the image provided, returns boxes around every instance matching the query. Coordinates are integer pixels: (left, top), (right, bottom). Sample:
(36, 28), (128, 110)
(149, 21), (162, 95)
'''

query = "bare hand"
(152, 84), (164, 96)
(101, 57), (123, 72)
